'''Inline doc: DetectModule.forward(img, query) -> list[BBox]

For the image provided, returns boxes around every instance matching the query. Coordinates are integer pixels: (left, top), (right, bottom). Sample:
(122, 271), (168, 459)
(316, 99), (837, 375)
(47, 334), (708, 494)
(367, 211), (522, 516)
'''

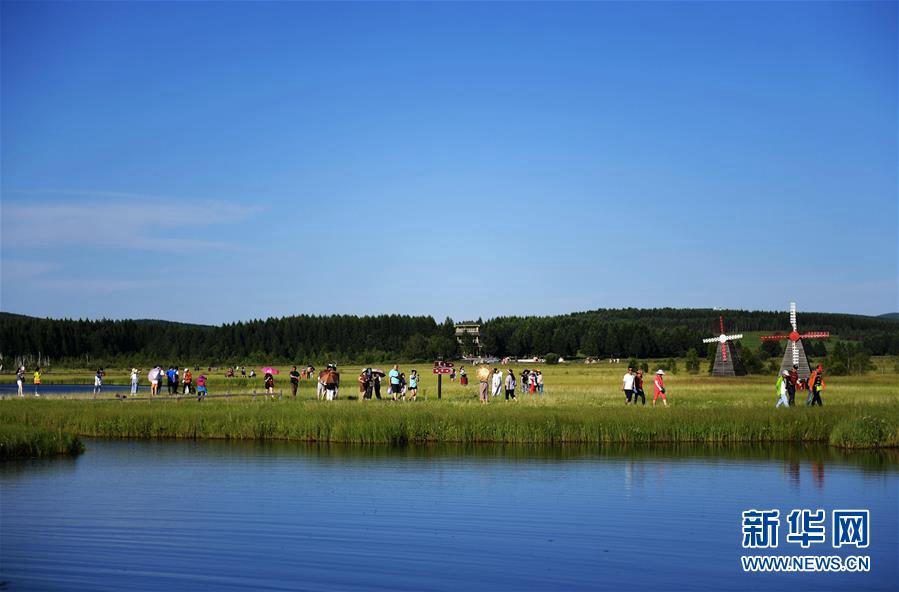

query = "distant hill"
(1, 308), (897, 363)
(0, 312), (211, 329)
(877, 313), (899, 322)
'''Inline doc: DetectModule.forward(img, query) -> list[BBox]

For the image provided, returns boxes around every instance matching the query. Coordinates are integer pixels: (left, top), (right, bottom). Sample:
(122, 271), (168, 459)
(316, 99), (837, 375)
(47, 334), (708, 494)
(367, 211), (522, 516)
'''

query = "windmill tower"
(702, 316), (745, 376)
(760, 302), (829, 379)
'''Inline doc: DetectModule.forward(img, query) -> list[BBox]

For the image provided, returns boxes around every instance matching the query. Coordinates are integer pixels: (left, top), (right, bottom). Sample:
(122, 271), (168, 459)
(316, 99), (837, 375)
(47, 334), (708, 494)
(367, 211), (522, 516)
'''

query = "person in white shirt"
(491, 368), (503, 397)
(130, 368), (139, 396)
(622, 367), (636, 404)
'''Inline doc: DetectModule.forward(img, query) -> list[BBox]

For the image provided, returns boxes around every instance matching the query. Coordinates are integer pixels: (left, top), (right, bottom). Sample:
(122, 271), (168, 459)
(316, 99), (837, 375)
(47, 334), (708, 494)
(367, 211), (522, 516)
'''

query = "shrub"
(544, 353), (559, 365)
(684, 349), (700, 374)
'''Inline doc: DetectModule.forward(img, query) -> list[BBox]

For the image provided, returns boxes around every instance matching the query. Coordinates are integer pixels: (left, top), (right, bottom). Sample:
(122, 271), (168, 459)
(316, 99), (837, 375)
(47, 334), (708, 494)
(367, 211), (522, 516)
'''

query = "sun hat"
(656, 369), (665, 375)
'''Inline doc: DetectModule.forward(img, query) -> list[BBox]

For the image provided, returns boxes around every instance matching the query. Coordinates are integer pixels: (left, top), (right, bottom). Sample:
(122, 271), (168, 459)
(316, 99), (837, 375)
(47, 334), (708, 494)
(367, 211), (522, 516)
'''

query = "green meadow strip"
(0, 423), (85, 459)
(0, 399), (896, 449)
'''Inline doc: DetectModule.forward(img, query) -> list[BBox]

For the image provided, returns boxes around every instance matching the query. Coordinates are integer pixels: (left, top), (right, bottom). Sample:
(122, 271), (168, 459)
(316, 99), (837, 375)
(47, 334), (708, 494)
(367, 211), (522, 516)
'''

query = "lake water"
(1, 441), (896, 591)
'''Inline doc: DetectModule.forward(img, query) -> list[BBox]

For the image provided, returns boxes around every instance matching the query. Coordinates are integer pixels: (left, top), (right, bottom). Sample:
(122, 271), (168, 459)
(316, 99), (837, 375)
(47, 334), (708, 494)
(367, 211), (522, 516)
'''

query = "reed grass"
(0, 423), (85, 459)
(1, 395), (896, 449)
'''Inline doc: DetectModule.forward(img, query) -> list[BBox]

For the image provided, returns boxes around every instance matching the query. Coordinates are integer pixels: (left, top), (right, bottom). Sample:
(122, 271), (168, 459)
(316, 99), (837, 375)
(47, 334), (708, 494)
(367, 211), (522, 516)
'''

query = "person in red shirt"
(787, 364), (799, 406)
(653, 369), (668, 407)
(633, 369), (646, 406)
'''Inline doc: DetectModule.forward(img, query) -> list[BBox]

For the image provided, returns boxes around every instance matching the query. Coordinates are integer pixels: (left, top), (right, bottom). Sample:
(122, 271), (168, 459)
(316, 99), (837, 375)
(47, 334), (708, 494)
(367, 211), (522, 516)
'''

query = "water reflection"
(1, 440), (896, 592)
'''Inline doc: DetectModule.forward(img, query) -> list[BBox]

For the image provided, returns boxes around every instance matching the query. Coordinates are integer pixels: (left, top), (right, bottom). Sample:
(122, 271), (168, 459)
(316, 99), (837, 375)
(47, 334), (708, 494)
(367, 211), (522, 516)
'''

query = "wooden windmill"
(702, 316), (745, 376)
(760, 302), (829, 379)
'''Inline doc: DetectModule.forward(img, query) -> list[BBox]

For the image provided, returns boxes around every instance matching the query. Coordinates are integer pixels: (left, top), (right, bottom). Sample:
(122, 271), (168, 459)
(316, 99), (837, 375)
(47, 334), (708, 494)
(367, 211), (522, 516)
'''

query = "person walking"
(196, 374), (207, 402)
(408, 370), (419, 401)
(807, 364), (825, 407)
(264, 372), (275, 398)
(389, 365), (401, 401)
(622, 367), (635, 405)
(373, 371), (382, 400)
(33, 367), (42, 397)
(477, 366), (490, 404)
(491, 368), (503, 397)
(775, 371), (790, 408)
(652, 369), (668, 407)
(317, 368), (327, 400)
(150, 366), (161, 397)
(130, 368), (139, 396)
(536, 371), (544, 395)
(165, 366), (175, 395)
(787, 364), (799, 407)
(16, 366), (25, 397)
(504, 369), (517, 401)
(520, 369), (529, 394)
(183, 368), (193, 395)
(323, 363), (340, 401)
(359, 369), (371, 402)
(93, 368), (104, 397)
(289, 366), (301, 398)
(633, 369), (646, 406)
(398, 372), (407, 401)
(528, 370), (537, 395)
(459, 366), (468, 386)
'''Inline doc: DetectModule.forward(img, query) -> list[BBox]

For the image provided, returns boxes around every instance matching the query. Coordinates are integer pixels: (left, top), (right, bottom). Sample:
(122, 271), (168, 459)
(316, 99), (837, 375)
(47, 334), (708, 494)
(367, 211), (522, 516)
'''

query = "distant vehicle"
(475, 357), (500, 365)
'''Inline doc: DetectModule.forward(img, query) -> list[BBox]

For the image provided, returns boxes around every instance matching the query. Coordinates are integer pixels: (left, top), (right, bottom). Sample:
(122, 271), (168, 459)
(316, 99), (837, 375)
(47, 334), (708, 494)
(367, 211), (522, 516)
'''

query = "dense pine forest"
(1, 309), (896, 368)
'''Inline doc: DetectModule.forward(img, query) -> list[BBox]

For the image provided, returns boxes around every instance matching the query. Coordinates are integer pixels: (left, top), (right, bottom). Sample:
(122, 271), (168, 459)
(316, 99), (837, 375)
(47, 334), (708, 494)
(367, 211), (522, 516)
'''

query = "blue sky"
(1, 1), (896, 324)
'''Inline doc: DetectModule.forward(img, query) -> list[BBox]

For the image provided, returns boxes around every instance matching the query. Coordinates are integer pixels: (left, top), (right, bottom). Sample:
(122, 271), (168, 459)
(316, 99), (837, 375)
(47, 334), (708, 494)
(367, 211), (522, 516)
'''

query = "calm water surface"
(1, 441), (896, 591)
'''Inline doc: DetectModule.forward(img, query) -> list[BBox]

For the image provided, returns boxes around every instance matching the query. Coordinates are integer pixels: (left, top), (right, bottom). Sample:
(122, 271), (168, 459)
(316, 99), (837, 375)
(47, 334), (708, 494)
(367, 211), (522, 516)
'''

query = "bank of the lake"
(0, 423), (85, 459)
(2, 398), (897, 449)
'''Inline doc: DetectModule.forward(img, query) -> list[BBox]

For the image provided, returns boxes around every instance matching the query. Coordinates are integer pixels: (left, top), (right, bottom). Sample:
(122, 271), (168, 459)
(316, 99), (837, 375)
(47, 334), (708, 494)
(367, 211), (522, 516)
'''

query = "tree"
(738, 347), (765, 375)
(685, 348), (700, 374)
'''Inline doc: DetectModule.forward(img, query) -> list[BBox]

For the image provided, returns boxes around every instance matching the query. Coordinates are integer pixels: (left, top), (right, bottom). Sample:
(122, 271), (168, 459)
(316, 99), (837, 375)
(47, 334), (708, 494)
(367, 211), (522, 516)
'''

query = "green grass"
(0, 423), (85, 459)
(1, 363), (897, 449)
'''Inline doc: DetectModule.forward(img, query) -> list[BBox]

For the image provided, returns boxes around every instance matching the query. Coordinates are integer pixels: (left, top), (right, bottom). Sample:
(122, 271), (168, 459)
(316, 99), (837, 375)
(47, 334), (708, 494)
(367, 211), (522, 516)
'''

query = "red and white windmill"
(760, 302), (829, 378)
(702, 316), (744, 376)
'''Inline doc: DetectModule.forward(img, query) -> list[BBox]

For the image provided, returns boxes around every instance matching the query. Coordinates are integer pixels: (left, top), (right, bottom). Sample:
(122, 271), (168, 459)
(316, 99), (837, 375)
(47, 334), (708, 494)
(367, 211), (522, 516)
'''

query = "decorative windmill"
(760, 302), (829, 379)
(702, 316), (745, 376)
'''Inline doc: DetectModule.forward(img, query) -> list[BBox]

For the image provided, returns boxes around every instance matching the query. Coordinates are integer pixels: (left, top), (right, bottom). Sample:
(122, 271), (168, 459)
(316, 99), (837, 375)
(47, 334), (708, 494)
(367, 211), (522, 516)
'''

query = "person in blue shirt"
(166, 367), (176, 395)
(408, 370), (419, 401)
(388, 365), (401, 401)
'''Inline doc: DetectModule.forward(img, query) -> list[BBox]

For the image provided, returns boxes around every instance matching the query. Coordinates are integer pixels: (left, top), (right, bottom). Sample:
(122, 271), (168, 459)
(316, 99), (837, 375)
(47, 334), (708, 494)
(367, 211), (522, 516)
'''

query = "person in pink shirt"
(652, 369), (668, 407)
(196, 374), (208, 402)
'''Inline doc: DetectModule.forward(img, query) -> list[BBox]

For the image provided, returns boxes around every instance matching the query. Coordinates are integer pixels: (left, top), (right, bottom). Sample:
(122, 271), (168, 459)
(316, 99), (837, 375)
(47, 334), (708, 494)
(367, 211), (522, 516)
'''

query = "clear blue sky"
(2, 1), (896, 324)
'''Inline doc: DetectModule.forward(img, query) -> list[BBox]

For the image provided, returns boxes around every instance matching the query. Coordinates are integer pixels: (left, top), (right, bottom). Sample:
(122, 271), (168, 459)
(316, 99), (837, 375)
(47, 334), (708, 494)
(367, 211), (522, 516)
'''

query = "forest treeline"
(0, 308), (896, 367)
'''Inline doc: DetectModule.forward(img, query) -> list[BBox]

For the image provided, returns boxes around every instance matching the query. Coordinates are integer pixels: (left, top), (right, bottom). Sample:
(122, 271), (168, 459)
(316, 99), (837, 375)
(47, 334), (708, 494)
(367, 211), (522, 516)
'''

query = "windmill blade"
(724, 334), (743, 341)
(792, 341), (799, 365)
(760, 335), (789, 342)
(702, 337), (718, 343)
(790, 302), (797, 331)
(719, 316), (725, 335)
(721, 342), (728, 362)
(799, 331), (830, 339)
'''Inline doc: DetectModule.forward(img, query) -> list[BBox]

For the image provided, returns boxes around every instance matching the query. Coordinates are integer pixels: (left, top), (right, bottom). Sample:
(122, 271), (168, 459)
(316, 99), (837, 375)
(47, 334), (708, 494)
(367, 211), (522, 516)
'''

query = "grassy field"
(1, 361), (897, 450)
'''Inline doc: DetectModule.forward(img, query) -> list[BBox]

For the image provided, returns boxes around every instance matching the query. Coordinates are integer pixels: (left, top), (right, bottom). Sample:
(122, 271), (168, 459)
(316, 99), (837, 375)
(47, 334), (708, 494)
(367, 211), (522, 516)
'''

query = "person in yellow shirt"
(33, 367), (42, 397)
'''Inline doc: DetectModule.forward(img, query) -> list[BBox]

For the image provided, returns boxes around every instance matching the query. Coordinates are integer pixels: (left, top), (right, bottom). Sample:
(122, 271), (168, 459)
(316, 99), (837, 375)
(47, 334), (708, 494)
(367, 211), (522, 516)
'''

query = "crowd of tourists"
(775, 364), (825, 408)
(621, 366), (668, 406)
(11, 360), (829, 409)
